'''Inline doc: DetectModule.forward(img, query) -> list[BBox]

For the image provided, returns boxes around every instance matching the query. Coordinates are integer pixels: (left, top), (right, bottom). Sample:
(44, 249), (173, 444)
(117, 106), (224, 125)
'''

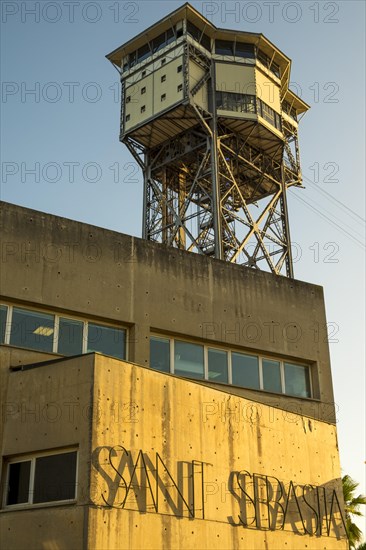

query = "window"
(177, 65), (183, 73)
(257, 49), (280, 78)
(177, 84), (183, 92)
(137, 43), (150, 63)
(141, 70), (146, 77)
(87, 323), (125, 359)
(284, 363), (311, 398)
(141, 87), (146, 94)
(150, 336), (170, 373)
(257, 98), (282, 131)
(141, 105), (146, 113)
(215, 40), (234, 56)
(236, 42), (255, 59)
(0, 304), (7, 344)
(216, 91), (256, 114)
(126, 96), (131, 103)
(161, 93), (166, 101)
(10, 307), (54, 353)
(262, 359), (282, 393)
(150, 336), (312, 398)
(186, 21), (211, 51)
(4, 450), (77, 507)
(232, 352), (259, 389)
(152, 28), (175, 53)
(161, 58), (166, 66)
(208, 348), (228, 383)
(174, 340), (204, 380)
(58, 318), (83, 356)
(1, 303), (126, 360)
(126, 114), (130, 122)
(161, 75), (166, 83)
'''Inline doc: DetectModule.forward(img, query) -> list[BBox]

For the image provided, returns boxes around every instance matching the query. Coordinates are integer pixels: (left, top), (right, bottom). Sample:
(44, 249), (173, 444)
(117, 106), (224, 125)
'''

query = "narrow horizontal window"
(149, 335), (312, 399)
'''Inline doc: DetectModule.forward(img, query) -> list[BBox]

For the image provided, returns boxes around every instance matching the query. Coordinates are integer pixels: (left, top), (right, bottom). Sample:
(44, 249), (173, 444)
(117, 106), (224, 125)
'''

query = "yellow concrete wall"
(255, 68), (281, 113)
(189, 60), (208, 111)
(89, 356), (347, 550)
(0, 355), (94, 550)
(124, 56), (184, 131)
(215, 63), (256, 95)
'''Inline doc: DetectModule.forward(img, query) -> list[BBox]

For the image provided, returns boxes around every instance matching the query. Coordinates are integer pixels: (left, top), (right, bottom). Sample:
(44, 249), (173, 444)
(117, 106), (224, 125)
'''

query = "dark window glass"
(87, 323), (125, 359)
(176, 27), (183, 38)
(187, 21), (201, 42)
(216, 91), (256, 114)
(129, 51), (137, 67)
(208, 349), (228, 383)
(174, 340), (204, 379)
(232, 353), (259, 389)
(150, 337), (170, 373)
(58, 318), (83, 356)
(236, 42), (255, 59)
(33, 451), (77, 504)
(215, 40), (234, 56)
(166, 28), (175, 45)
(257, 49), (269, 67)
(258, 99), (281, 130)
(137, 43), (150, 63)
(6, 461), (31, 505)
(10, 307), (54, 352)
(0, 304), (7, 343)
(201, 33), (211, 51)
(271, 63), (280, 78)
(152, 32), (166, 53)
(284, 363), (311, 398)
(262, 359), (282, 393)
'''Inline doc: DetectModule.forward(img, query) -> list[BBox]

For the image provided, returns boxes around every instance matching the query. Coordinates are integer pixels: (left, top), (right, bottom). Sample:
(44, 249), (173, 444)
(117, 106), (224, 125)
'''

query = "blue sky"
(1, 0), (365, 534)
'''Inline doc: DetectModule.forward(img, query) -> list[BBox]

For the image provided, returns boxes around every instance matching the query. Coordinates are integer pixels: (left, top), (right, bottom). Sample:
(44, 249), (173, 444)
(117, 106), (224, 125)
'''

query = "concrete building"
(0, 202), (347, 549)
(0, 3), (348, 549)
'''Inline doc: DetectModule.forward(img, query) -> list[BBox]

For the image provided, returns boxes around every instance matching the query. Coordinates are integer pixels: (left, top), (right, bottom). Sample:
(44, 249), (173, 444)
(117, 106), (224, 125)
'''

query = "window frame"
(150, 334), (313, 398)
(3, 448), (78, 509)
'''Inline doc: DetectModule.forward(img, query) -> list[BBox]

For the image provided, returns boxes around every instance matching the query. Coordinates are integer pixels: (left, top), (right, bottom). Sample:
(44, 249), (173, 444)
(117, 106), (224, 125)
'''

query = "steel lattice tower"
(107, 3), (309, 277)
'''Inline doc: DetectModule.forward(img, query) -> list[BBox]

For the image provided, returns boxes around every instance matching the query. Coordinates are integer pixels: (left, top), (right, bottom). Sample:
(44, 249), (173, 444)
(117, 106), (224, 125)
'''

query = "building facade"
(0, 202), (348, 549)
